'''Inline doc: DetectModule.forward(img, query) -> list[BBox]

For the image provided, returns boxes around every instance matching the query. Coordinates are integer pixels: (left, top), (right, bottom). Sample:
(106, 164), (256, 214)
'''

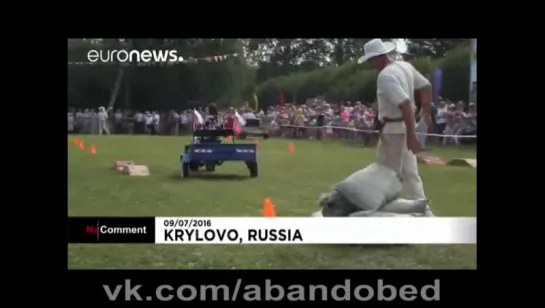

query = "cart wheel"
(189, 162), (199, 171)
(205, 163), (215, 172)
(247, 162), (258, 177)
(181, 163), (189, 178)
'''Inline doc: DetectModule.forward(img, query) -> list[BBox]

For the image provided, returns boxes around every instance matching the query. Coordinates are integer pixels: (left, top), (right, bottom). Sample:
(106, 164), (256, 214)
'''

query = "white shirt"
(466, 112), (477, 127)
(152, 114), (160, 125)
(243, 112), (256, 120)
(436, 107), (448, 124)
(134, 112), (143, 122)
(363, 111), (374, 126)
(145, 115), (153, 125)
(180, 113), (188, 124)
(98, 111), (108, 121)
(171, 112), (179, 122)
(376, 61), (430, 134)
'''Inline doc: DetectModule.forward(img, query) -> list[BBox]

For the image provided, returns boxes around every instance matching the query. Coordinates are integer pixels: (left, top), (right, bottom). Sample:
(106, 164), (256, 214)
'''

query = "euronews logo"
(87, 49), (184, 63)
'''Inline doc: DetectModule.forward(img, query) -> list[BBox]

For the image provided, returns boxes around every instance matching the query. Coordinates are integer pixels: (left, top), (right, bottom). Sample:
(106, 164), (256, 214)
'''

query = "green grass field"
(68, 136), (476, 269)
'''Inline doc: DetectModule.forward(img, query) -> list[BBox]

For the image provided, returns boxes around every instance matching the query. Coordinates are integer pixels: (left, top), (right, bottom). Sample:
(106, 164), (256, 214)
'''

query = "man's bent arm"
(418, 84), (433, 120)
(400, 101), (417, 135)
(412, 64), (432, 121)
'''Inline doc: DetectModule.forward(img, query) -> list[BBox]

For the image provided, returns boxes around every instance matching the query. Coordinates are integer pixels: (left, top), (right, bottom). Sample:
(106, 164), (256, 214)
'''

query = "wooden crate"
(417, 155), (445, 166)
(447, 158), (477, 168)
(113, 161), (134, 171)
(122, 165), (150, 176)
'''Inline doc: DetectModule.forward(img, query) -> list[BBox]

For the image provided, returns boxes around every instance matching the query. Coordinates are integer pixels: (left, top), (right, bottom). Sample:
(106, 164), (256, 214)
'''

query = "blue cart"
(180, 128), (258, 178)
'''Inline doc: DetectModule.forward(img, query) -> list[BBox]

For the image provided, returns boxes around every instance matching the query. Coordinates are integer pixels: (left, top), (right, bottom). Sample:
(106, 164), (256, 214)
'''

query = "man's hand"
(407, 133), (421, 153)
(416, 83), (433, 133)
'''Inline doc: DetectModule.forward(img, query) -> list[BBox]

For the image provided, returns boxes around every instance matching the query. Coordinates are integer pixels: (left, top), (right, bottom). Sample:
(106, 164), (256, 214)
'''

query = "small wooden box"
(114, 161), (134, 171)
(122, 165), (150, 176)
(447, 158), (477, 168)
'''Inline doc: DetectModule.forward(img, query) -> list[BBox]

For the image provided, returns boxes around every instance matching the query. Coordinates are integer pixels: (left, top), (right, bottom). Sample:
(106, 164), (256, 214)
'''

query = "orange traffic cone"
(227, 136), (232, 141)
(288, 142), (294, 153)
(90, 144), (96, 155)
(79, 140), (84, 150)
(253, 139), (259, 145)
(263, 198), (276, 217)
(74, 136), (79, 145)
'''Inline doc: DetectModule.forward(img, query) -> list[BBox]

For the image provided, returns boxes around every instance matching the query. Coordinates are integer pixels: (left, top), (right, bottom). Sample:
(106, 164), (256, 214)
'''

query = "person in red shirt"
(224, 109), (235, 130)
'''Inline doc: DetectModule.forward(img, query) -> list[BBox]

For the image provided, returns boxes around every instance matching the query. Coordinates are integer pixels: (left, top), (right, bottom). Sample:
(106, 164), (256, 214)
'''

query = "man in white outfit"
(358, 39), (434, 216)
(97, 107), (110, 135)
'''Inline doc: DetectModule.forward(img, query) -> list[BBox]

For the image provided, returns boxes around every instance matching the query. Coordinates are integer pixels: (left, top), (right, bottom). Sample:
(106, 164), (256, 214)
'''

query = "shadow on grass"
(167, 171), (250, 182)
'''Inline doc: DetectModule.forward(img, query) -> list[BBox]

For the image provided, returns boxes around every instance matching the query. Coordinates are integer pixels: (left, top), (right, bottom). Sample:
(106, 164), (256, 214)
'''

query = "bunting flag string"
(68, 46), (287, 66)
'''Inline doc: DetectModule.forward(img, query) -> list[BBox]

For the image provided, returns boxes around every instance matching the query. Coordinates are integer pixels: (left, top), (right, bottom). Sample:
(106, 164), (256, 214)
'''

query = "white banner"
(155, 217), (476, 245)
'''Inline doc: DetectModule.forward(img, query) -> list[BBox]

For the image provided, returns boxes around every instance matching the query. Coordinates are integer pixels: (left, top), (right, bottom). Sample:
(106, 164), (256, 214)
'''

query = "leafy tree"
(406, 39), (468, 59)
(68, 38), (471, 110)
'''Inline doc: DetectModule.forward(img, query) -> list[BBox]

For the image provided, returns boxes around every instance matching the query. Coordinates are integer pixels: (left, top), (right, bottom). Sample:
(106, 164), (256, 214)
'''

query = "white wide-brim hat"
(357, 39), (397, 64)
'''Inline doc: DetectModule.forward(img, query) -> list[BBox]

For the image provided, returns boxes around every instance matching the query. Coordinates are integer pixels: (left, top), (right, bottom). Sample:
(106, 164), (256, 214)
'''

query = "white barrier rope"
(278, 125), (477, 139)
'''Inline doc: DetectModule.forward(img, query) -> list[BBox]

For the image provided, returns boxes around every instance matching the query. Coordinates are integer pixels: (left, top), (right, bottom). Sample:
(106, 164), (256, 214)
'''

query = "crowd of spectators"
(67, 98), (476, 146)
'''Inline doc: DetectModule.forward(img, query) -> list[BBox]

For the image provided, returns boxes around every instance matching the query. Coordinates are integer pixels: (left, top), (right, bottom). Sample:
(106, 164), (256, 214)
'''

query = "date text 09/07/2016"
(163, 219), (213, 228)
(163, 228), (304, 243)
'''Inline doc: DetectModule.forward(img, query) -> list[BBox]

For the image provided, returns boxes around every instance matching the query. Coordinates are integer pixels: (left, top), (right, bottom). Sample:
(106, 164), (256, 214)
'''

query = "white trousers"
(376, 134), (426, 200)
(99, 120), (110, 135)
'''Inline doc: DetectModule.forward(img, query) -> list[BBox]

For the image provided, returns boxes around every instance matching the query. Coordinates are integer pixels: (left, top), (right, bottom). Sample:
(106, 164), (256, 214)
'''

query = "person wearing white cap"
(97, 106), (110, 135)
(358, 39), (434, 216)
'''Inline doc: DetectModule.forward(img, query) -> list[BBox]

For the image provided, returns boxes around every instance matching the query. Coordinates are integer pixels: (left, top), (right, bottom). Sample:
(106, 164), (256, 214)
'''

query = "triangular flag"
(233, 111), (246, 135)
(234, 111), (246, 126)
(193, 109), (204, 125)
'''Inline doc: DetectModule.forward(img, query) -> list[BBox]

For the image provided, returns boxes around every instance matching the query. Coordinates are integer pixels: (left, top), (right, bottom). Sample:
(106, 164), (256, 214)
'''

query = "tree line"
(68, 39), (470, 111)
